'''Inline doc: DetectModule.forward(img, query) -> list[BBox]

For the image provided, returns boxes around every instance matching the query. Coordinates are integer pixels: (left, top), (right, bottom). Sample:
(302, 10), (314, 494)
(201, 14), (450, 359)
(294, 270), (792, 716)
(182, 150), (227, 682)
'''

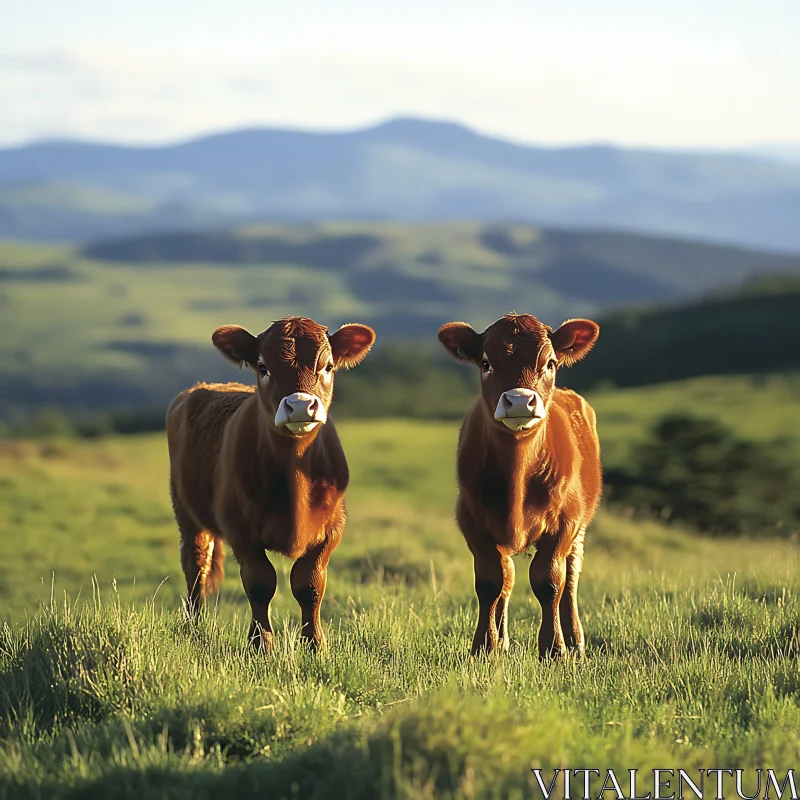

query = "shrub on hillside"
(604, 413), (800, 536)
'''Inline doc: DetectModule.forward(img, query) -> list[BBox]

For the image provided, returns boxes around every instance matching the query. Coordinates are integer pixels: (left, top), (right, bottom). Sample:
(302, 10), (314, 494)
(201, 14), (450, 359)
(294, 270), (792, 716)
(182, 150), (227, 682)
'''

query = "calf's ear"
(438, 322), (482, 364)
(549, 319), (599, 367)
(329, 324), (376, 369)
(212, 325), (259, 368)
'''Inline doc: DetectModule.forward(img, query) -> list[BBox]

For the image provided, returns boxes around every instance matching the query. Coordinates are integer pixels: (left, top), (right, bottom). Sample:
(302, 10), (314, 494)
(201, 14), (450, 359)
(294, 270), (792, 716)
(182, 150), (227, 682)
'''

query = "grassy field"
(1, 420), (799, 798)
(588, 373), (800, 464)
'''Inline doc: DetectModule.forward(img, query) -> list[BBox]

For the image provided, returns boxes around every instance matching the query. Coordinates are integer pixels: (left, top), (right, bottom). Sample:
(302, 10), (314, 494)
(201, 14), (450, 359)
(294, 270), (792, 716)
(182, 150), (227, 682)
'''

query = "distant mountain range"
(1, 117), (800, 252)
(742, 145), (800, 165)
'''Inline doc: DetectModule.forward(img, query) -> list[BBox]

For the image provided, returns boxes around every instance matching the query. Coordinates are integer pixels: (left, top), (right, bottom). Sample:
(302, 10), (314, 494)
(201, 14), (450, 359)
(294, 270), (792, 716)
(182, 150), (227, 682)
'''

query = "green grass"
(588, 374), (800, 464)
(1, 421), (799, 797)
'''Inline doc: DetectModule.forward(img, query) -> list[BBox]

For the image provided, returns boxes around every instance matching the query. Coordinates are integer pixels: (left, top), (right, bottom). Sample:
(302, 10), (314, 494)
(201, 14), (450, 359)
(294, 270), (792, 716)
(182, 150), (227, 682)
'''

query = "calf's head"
(213, 317), (375, 435)
(438, 313), (599, 434)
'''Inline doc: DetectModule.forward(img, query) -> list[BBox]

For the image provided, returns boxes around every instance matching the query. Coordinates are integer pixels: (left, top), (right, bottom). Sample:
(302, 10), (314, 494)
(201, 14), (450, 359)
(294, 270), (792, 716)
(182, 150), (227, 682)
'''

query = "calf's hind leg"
(529, 534), (567, 660)
(172, 485), (225, 616)
(559, 529), (586, 655)
(180, 529), (225, 615)
(494, 556), (515, 651)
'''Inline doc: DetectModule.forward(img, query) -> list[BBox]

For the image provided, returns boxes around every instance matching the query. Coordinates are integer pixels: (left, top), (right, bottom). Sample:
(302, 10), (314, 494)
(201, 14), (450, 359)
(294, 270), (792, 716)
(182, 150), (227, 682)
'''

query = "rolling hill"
(564, 274), (800, 392)
(2, 118), (800, 251)
(2, 222), (800, 424)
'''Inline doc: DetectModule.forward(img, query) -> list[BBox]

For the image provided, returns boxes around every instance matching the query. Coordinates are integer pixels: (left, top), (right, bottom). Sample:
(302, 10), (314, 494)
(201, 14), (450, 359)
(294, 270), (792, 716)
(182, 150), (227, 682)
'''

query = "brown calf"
(167, 317), (375, 651)
(438, 313), (601, 659)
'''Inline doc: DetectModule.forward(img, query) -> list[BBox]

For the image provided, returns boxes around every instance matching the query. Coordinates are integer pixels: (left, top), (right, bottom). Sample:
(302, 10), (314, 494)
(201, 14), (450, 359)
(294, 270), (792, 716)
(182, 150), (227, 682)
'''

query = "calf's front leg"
(235, 544), (278, 652)
(290, 534), (340, 651)
(471, 544), (515, 655)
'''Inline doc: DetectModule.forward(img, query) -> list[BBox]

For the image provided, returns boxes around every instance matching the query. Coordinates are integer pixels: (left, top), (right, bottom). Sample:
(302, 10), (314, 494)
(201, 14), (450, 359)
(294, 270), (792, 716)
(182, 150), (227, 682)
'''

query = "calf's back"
(167, 381), (254, 534)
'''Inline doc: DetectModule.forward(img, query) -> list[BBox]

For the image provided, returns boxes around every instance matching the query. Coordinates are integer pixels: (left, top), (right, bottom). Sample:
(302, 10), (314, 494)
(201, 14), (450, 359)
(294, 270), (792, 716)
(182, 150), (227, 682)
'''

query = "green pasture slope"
(2, 224), (799, 380)
(1, 420), (799, 798)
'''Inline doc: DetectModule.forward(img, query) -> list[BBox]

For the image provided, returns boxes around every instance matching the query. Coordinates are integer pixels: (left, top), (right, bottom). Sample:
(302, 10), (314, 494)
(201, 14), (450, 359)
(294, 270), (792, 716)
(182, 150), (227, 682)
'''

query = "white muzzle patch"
(274, 392), (327, 434)
(494, 388), (546, 431)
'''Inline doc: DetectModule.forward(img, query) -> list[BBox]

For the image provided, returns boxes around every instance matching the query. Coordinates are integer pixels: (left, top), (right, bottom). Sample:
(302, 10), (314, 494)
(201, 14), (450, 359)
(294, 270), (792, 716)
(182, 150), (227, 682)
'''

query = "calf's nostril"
(308, 397), (319, 413)
(501, 394), (513, 411)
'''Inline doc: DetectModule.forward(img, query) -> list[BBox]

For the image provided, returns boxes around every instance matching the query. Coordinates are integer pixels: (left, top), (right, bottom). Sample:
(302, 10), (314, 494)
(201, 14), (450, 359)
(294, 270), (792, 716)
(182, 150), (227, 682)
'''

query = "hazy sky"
(2, 0), (799, 148)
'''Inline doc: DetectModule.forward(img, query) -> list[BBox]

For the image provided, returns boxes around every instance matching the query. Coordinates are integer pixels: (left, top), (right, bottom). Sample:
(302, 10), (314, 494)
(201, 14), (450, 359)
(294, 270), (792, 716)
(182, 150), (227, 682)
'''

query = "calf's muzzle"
(274, 392), (328, 434)
(494, 388), (546, 431)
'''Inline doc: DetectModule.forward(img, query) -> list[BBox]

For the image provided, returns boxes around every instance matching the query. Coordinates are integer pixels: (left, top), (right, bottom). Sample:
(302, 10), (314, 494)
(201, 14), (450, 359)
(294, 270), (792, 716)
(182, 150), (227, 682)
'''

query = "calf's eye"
(547, 359), (557, 371)
(325, 363), (334, 373)
(482, 359), (492, 374)
(258, 364), (269, 377)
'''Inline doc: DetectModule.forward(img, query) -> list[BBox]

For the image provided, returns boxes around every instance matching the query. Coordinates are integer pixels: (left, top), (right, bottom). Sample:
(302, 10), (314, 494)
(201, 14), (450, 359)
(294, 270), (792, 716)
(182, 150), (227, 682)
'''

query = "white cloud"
(0, 1), (799, 148)
(0, 52), (78, 72)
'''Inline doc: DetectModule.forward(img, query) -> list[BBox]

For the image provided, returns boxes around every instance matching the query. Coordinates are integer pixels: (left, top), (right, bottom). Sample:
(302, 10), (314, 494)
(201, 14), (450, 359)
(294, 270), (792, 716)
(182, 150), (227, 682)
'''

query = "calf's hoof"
(538, 646), (567, 662)
(302, 633), (327, 653)
(470, 638), (506, 657)
(248, 623), (275, 655)
(182, 597), (204, 622)
(567, 643), (586, 659)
